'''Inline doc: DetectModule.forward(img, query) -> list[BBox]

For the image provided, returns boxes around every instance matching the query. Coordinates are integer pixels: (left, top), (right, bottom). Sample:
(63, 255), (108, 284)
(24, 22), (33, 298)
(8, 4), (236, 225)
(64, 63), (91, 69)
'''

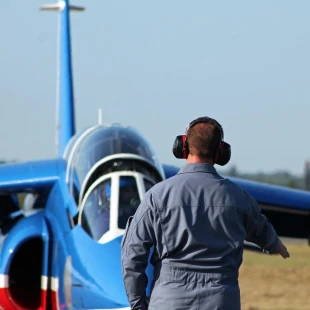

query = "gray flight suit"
(121, 163), (279, 310)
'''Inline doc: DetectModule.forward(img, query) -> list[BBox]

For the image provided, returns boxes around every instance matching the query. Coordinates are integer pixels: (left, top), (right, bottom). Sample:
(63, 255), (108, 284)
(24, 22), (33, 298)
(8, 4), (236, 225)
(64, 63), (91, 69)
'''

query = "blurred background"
(1, 1), (309, 309)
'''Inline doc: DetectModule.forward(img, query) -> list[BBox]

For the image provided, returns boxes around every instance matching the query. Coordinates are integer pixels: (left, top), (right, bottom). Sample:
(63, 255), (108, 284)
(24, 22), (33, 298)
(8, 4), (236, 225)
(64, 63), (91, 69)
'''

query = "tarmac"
(280, 237), (309, 245)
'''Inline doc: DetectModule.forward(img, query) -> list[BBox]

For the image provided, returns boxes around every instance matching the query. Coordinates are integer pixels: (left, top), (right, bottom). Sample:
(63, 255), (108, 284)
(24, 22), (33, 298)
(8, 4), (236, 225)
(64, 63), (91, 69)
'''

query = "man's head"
(186, 120), (222, 162)
(172, 116), (231, 166)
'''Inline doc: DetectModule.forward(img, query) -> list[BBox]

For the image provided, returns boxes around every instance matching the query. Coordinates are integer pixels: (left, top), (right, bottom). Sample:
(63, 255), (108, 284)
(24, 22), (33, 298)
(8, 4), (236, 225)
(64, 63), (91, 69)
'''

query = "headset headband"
(186, 116), (224, 141)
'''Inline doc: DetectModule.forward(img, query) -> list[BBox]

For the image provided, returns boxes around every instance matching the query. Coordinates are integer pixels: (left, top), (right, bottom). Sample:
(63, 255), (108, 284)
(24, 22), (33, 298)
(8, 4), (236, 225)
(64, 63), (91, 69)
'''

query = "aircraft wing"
(0, 159), (65, 192)
(162, 164), (310, 244)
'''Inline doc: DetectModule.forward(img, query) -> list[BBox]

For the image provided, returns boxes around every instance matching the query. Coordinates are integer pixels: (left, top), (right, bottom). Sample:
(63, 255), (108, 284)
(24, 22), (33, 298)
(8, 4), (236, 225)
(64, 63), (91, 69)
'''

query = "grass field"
(239, 243), (310, 310)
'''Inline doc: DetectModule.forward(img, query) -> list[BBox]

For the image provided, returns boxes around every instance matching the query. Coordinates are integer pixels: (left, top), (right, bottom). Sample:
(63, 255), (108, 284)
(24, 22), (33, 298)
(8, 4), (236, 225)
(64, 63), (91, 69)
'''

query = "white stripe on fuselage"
(0, 274), (59, 291)
(51, 276), (59, 292)
(0, 275), (8, 288)
(40, 275), (59, 292)
(41, 275), (48, 290)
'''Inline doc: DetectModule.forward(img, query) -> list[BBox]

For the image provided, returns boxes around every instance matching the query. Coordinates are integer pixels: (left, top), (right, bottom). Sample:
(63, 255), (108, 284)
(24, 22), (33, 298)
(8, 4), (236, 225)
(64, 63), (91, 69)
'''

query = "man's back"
(150, 163), (247, 274)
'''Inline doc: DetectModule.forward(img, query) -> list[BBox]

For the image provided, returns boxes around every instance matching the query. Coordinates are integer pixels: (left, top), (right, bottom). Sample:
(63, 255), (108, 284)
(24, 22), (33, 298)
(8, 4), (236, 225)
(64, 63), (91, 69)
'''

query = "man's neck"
(186, 154), (214, 165)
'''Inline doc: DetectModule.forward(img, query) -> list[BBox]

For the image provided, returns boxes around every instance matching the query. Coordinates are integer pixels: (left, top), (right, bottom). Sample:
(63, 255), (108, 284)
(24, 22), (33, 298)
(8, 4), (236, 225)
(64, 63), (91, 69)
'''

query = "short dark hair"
(186, 122), (222, 160)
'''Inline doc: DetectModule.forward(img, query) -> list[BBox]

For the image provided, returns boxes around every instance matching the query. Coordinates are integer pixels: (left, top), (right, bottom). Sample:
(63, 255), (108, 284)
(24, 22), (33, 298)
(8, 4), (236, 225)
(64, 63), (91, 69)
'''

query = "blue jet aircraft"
(0, 1), (309, 309)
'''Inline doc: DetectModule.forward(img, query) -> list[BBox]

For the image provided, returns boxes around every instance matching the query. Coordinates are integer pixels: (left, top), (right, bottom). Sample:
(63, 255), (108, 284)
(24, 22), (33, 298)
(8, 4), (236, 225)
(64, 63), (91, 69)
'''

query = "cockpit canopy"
(64, 124), (165, 199)
(64, 123), (165, 243)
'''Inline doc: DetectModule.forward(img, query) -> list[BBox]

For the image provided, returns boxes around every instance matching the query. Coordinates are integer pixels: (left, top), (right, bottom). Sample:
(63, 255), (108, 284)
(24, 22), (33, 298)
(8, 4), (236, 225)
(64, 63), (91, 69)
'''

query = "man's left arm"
(121, 192), (155, 310)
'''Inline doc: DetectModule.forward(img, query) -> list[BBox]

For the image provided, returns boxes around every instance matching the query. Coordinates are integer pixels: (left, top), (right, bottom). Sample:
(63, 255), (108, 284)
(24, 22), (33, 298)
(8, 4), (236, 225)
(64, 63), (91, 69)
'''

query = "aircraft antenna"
(98, 108), (103, 125)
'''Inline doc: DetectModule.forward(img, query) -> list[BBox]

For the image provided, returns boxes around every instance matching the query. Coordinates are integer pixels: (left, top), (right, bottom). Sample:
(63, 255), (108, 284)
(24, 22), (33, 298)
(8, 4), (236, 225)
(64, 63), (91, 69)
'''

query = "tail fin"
(40, 1), (85, 157)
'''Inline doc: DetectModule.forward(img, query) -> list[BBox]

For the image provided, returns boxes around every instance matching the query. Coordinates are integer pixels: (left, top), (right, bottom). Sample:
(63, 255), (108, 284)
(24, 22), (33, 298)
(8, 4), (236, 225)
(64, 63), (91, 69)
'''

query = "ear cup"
(172, 135), (188, 159)
(216, 142), (231, 166)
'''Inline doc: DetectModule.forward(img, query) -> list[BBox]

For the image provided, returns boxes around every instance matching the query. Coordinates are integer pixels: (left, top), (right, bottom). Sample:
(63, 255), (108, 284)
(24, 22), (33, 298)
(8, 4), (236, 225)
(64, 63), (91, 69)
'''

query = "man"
(121, 116), (290, 310)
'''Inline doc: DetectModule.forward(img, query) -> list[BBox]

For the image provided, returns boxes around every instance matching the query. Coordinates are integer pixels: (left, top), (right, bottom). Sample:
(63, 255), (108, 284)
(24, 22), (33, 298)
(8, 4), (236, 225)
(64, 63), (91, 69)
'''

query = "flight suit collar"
(177, 163), (218, 175)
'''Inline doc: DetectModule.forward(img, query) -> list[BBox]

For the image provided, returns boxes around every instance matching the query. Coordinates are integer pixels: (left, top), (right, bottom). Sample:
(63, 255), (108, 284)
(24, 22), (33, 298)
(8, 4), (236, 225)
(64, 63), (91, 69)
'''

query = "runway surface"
(280, 237), (309, 245)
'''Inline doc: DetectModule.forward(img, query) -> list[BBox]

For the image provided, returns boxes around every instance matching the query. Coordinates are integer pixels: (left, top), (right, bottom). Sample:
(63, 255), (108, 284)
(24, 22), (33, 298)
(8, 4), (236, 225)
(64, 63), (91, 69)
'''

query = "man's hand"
(275, 239), (290, 259)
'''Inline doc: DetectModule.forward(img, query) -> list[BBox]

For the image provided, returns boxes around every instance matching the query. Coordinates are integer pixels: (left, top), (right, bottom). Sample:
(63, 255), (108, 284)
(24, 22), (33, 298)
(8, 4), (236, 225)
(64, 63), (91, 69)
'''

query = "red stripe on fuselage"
(0, 288), (60, 310)
(41, 289), (47, 309)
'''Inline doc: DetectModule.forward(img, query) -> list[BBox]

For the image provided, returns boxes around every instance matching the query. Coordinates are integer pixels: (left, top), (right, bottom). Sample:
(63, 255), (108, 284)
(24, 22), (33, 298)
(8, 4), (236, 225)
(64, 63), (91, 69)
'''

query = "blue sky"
(0, 0), (309, 175)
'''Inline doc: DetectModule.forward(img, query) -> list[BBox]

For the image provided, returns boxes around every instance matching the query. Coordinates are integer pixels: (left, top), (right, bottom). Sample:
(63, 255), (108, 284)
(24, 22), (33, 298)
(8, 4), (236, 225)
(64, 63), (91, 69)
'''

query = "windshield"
(80, 178), (111, 241)
(118, 176), (141, 229)
(143, 178), (154, 193)
(79, 172), (155, 243)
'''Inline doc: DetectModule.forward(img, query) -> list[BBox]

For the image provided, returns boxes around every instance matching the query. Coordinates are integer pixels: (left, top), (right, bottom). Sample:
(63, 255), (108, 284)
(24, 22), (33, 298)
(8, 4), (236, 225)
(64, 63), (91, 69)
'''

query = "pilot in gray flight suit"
(121, 117), (290, 310)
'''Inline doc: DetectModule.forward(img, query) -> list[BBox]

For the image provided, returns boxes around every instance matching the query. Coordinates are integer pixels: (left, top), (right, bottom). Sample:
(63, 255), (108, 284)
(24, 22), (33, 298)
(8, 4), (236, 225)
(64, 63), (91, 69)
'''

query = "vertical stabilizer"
(40, 1), (85, 157)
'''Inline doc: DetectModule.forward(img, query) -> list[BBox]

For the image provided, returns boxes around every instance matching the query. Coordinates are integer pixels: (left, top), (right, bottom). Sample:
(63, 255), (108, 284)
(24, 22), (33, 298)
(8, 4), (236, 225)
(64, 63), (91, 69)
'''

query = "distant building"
(304, 161), (310, 191)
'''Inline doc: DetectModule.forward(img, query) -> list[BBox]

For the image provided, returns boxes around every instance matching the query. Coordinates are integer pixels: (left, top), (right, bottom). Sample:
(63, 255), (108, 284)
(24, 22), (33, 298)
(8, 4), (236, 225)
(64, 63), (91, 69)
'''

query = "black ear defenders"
(172, 116), (231, 166)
